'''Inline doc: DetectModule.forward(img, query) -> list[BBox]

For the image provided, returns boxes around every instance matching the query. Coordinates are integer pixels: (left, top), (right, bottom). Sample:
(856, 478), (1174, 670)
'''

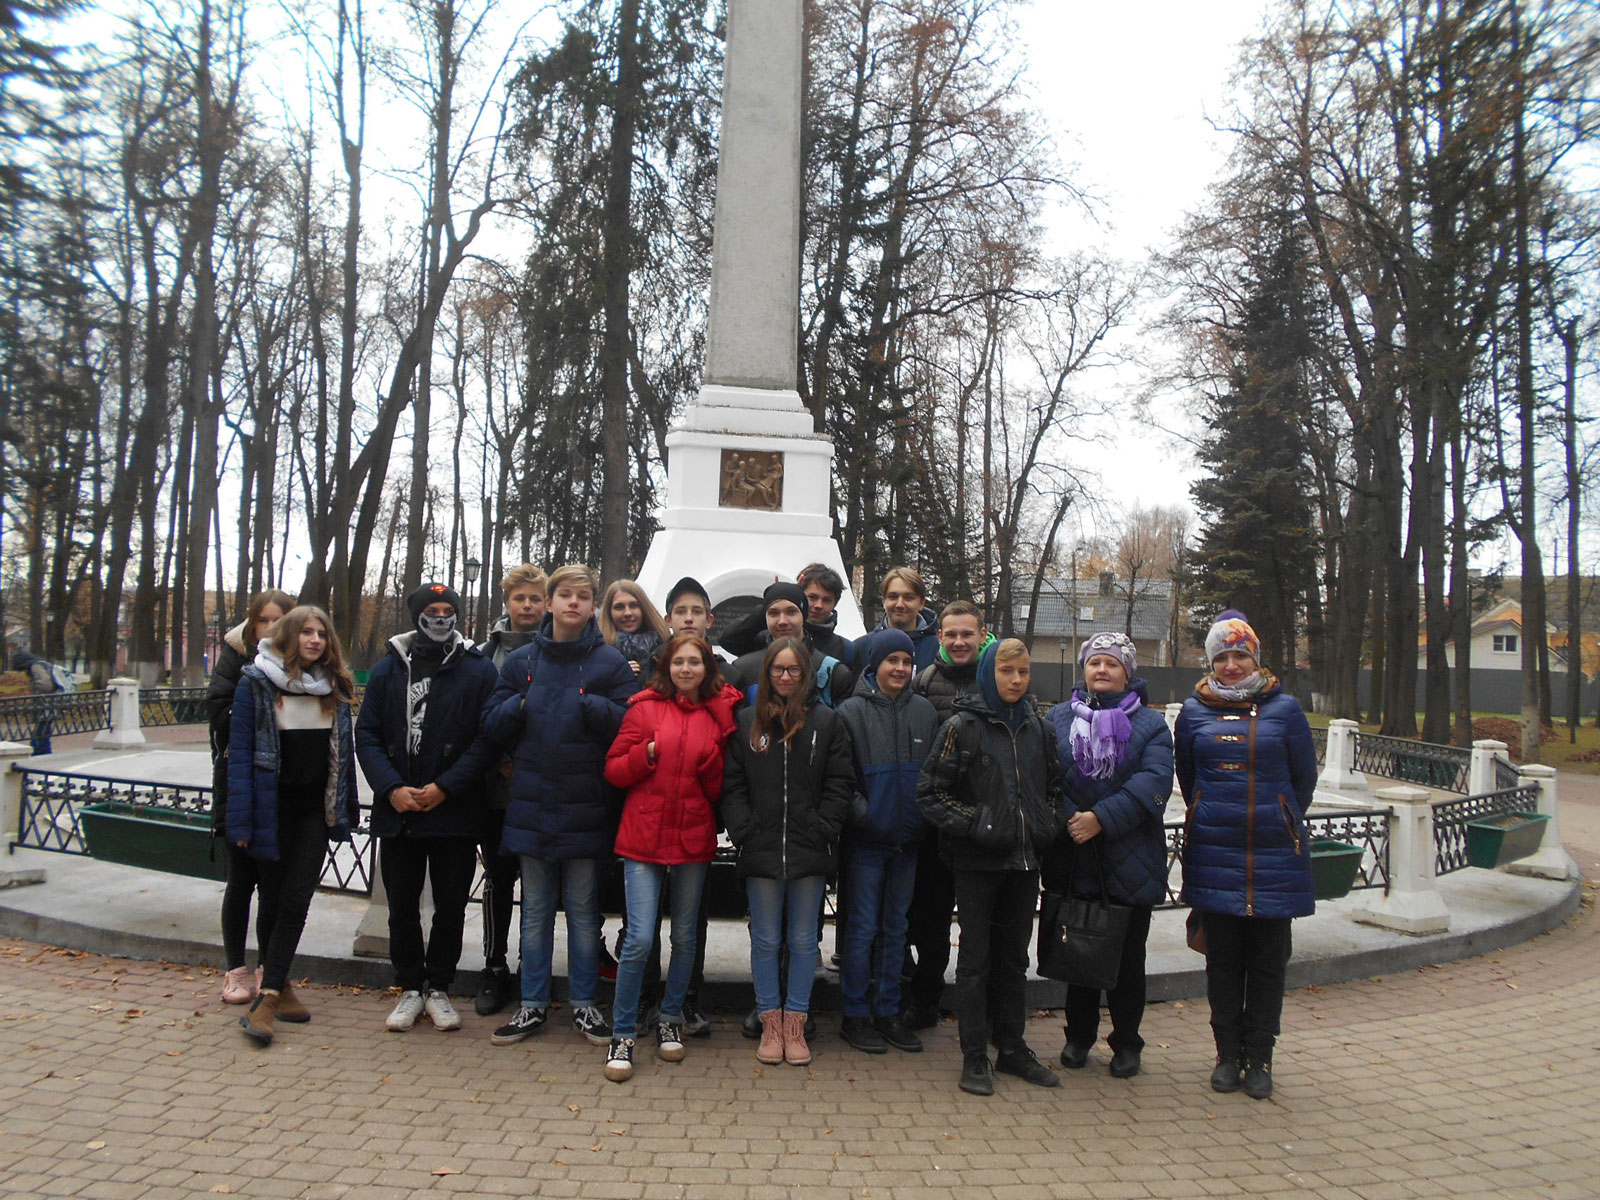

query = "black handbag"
(1036, 842), (1132, 990)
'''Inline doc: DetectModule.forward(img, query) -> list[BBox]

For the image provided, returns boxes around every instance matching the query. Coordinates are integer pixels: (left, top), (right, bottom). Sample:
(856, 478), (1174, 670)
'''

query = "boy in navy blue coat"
(479, 564), (638, 1047)
(357, 582), (499, 1034)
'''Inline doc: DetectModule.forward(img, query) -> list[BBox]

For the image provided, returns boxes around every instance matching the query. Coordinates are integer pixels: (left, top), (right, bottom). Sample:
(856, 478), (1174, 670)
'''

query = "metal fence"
(1431, 784), (1542, 875)
(0, 691), (112, 743)
(1157, 807), (1392, 907)
(1309, 725), (1327, 766)
(9, 765), (376, 896)
(140, 687), (211, 728)
(1354, 732), (1471, 793)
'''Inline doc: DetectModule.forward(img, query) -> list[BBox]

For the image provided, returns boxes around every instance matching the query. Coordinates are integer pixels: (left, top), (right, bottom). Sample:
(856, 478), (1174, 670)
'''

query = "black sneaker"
(840, 1015), (887, 1054)
(656, 1020), (686, 1062)
(959, 1054), (994, 1096)
(995, 1048), (1060, 1088)
(681, 997), (711, 1038)
(874, 1014), (923, 1053)
(490, 1005), (547, 1045)
(603, 1037), (635, 1082)
(474, 966), (513, 1017)
(572, 1004), (613, 1046)
(742, 1006), (762, 1039)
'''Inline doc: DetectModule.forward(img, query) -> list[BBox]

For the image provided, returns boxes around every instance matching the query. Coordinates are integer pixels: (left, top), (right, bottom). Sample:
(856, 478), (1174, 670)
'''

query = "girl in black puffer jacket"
(721, 638), (853, 1068)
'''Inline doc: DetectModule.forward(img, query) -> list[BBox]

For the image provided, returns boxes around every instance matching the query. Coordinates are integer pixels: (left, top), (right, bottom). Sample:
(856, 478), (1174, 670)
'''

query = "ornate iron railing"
(1354, 732), (1471, 793)
(140, 687), (211, 728)
(0, 691), (112, 743)
(1309, 725), (1328, 766)
(8, 765), (375, 895)
(1494, 757), (1522, 792)
(1431, 785), (1541, 875)
(1158, 807), (1392, 907)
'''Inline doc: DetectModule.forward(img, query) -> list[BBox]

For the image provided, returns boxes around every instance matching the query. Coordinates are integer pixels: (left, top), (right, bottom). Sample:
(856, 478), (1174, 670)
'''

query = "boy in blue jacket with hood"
(835, 629), (939, 1055)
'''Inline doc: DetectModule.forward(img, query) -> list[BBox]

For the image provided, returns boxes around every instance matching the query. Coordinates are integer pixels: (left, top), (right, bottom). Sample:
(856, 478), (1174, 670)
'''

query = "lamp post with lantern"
(464, 556), (482, 643)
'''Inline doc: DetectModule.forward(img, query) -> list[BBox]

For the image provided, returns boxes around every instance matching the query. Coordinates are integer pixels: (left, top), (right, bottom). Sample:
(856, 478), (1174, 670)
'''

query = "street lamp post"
(464, 556), (482, 642)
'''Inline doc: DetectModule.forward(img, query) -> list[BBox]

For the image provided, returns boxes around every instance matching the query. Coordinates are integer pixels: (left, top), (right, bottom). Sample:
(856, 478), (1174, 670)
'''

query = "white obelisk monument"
(635, 0), (864, 638)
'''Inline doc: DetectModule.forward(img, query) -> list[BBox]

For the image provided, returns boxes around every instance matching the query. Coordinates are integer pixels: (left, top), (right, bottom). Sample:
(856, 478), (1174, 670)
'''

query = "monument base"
(636, 383), (865, 640)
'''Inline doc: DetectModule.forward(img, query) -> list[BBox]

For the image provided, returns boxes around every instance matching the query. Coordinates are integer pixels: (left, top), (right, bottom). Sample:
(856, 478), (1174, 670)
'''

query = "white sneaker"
(385, 989), (425, 1032)
(424, 989), (461, 1031)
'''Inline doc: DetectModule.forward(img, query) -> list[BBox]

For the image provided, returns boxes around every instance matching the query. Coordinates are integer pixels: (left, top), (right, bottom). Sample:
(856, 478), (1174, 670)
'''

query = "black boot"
(474, 966), (513, 1017)
(1210, 1041), (1242, 1093)
(1242, 1055), (1273, 1100)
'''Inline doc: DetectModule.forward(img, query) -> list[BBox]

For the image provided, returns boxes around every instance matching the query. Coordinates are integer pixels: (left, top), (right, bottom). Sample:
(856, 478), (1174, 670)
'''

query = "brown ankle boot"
(756, 1010), (784, 1064)
(240, 991), (279, 1045)
(783, 1010), (811, 1066)
(275, 981), (310, 1023)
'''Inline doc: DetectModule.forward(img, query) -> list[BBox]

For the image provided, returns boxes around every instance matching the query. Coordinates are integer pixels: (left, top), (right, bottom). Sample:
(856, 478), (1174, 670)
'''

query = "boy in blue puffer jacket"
(479, 564), (638, 1049)
(835, 629), (939, 1056)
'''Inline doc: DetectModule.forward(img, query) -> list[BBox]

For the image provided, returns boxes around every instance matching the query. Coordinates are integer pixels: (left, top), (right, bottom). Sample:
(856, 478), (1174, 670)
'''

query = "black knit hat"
(406, 581), (462, 624)
(762, 581), (809, 616)
(665, 576), (711, 611)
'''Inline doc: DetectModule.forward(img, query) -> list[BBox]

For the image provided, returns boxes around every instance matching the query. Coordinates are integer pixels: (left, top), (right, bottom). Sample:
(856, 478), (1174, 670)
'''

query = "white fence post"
(1349, 786), (1450, 935)
(93, 678), (147, 749)
(1317, 718), (1368, 792)
(1467, 739), (1508, 795)
(1165, 702), (1182, 738)
(0, 742), (45, 883)
(1506, 764), (1578, 881)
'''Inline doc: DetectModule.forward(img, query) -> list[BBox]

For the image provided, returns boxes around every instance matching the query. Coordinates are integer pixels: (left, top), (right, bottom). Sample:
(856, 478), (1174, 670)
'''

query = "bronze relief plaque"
(720, 449), (784, 510)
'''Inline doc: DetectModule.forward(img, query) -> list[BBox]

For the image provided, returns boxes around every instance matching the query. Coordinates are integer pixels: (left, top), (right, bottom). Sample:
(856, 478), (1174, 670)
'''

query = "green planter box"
(1465, 810), (1550, 870)
(78, 802), (227, 882)
(1310, 838), (1364, 900)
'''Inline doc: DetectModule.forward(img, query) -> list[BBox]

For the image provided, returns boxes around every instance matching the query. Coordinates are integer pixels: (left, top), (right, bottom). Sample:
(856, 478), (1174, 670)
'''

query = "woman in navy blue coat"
(1176, 611), (1318, 1100)
(1044, 632), (1172, 1081)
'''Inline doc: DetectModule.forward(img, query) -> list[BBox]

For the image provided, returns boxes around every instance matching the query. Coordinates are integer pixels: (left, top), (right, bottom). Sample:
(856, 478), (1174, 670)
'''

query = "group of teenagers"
(206, 560), (1318, 1100)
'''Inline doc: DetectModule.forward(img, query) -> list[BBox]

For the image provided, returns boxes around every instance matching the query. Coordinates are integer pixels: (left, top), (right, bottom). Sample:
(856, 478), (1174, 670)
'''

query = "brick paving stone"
(4, 863), (1600, 1199)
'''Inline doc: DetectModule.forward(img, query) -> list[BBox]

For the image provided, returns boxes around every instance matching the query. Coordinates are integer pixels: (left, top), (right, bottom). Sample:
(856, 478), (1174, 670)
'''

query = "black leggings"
(1202, 912), (1292, 1060)
(221, 840), (267, 970)
(254, 804), (328, 993)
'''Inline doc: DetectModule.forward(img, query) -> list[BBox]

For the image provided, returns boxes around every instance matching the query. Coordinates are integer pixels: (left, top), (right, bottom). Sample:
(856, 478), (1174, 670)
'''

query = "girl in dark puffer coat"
(1176, 611), (1318, 1101)
(599, 633), (741, 1081)
(1045, 631), (1172, 1080)
(721, 638), (853, 1068)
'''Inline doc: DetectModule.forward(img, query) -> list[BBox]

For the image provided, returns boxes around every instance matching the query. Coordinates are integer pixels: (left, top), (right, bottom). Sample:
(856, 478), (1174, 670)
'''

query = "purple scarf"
(1068, 688), (1142, 780)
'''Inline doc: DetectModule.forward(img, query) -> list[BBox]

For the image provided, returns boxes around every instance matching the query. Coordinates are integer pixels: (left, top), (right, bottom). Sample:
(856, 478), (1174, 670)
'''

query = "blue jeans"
(839, 840), (918, 1019)
(612, 859), (709, 1039)
(518, 856), (600, 1009)
(746, 875), (827, 1014)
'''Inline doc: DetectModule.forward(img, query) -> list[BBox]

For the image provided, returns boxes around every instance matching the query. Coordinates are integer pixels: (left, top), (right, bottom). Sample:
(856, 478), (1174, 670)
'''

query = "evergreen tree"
(1190, 209), (1319, 692)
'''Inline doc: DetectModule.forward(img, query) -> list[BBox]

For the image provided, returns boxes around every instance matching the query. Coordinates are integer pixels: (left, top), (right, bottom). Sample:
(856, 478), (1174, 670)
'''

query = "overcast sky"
(1010, 0), (1274, 537)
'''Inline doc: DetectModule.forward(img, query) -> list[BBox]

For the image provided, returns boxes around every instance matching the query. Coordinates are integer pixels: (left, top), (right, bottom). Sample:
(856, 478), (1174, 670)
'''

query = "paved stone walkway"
(1, 886), (1596, 1199)
(3, 773), (1597, 1199)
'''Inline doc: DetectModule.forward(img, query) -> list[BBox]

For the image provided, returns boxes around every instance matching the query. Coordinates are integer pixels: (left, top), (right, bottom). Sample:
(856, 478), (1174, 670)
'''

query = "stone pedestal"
(1317, 719), (1369, 791)
(93, 678), (147, 749)
(1467, 739), (1509, 795)
(1505, 764), (1579, 882)
(1349, 786), (1450, 935)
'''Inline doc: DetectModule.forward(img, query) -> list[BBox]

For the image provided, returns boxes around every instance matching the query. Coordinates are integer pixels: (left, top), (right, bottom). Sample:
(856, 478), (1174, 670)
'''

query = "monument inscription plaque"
(720, 450), (784, 510)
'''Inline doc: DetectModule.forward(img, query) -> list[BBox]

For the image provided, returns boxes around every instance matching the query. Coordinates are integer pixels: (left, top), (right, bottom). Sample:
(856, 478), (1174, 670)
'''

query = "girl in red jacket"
(600, 633), (741, 1081)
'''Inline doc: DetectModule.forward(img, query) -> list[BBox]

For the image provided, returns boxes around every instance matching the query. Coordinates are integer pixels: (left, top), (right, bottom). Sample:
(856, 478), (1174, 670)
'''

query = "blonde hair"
(544, 564), (599, 603)
(993, 637), (1030, 664)
(267, 606), (355, 713)
(598, 579), (670, 644)
(880, 566), (927, 599)
(499, 563), (546, 600)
